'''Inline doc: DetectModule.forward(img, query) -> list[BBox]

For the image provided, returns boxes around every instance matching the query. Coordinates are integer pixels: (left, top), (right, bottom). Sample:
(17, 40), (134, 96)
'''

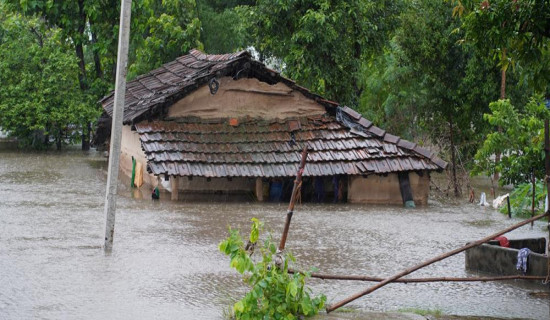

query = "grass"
(335, 307), (360, 313)
(398, 307), (443, 317)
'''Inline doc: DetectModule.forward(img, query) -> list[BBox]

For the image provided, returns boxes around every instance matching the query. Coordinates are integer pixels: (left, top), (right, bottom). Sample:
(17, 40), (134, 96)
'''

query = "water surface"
(0, 149), (548, 319)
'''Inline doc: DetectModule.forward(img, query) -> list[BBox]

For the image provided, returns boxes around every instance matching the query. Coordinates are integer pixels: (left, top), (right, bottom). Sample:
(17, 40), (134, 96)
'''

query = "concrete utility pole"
(103, 0), (132, 252)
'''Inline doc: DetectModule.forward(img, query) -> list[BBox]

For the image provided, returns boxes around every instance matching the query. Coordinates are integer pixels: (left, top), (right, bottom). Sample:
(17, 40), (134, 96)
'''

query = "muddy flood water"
(1, 148), (549, 319)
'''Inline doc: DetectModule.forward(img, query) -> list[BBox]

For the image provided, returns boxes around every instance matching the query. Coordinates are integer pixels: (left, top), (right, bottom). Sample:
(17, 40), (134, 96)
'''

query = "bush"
(219, 218), (326, 320)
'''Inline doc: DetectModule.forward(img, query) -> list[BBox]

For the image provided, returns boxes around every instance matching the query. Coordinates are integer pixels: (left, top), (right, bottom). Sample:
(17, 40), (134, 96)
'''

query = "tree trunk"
(76, 0), (90, 151)
(91, 30), (103, 79)
(493, 48), (507, 182)
(449, 115), (459, 197)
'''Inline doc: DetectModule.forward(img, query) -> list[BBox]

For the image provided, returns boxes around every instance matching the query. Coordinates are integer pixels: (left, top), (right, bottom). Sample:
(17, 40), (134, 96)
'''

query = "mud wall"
(167, 77), (326, 119)
(120, 125), (156, 188)
(120, 125), (256, 195)
(347, 172), (430, 205)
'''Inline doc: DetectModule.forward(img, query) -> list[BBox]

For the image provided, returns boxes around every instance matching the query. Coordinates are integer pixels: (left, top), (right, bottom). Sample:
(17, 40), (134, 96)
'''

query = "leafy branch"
(219, 218), (326, 320)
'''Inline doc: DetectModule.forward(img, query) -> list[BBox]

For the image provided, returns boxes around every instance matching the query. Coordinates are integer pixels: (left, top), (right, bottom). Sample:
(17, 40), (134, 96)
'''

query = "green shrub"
(501, 181), (546, 218)
(219, 218), (326, 320)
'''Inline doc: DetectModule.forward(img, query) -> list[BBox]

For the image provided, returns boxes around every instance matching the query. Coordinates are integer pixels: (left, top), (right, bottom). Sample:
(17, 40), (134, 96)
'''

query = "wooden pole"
(278, 146), (308, 251)
(103, 0), (132, 252)
(326, 211), (550, 313)
(288, 270), (547, 283)
(506, 195), (511, 218)
(545, 119), (550, 255)
(531, 169), (535, 227)
(170, 176), (179, 201)
(255, 177), (264, 202)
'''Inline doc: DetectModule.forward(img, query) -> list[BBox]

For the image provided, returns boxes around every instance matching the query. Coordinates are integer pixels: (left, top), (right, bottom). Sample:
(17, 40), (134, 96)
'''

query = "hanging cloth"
(152, 187), (160, 200)
(493, 236), (510, 248)
(479, 192), (489, 206)
(516, 248), (531, 275)
(131, 157), (136, 188)
(134, 161), (143, 188)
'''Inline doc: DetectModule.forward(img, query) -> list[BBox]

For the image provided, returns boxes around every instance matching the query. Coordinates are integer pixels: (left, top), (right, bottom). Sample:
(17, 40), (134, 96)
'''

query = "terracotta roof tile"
(136, 115), (446, 177)
(358, 117), (373, 129)
(341, 106), (362, 120)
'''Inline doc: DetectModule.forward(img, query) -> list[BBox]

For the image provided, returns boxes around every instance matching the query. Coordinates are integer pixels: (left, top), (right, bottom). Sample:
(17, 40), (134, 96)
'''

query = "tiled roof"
(136, 108), (446, 178)
(100, 49), (338, 125)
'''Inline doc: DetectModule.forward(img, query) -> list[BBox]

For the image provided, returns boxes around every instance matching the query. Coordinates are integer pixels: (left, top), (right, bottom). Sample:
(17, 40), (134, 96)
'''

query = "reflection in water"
(0, 149), (548, 319)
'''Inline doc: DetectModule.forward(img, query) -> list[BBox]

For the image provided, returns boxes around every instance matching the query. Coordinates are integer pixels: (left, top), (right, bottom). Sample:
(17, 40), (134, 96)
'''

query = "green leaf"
(286, 281), (298, 298)
(234, 300), (244, 313)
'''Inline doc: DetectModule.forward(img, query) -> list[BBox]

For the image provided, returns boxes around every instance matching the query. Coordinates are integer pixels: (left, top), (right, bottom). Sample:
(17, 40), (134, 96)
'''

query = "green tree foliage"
(128, 0), (202, 78)
(503, 181), (546, 217)
(361, 0), (502, 195)
(0, 9), (98, 149)
(219, 218), (326, 319)
(2, 0), (204, 148)
(453, 0), (550, 92)
(242, 0), (403, 106)
(196, 0), (251, 54)
(472, 96), (549, 185)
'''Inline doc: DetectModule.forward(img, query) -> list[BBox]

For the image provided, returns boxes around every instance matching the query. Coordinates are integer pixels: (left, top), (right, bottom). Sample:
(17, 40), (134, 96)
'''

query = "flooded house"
(96, 49), (447, 204)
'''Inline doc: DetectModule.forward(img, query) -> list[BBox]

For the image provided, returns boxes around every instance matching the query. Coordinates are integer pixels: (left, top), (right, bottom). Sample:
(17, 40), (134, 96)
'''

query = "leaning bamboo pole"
(278, 146), (309, 251)
(326, 211), (550, 313)
(288, 270), (547, 283)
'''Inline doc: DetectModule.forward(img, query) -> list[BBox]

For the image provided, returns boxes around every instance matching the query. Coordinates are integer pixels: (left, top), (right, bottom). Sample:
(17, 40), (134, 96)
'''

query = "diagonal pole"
(103, 0), (132, 252)
(278, 145), (309, 251)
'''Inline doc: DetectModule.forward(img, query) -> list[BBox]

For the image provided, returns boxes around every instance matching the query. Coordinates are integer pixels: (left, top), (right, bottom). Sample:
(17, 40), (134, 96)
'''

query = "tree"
(128, 0), (202, 78)
(472, 96), (549, 185)
(242, 0), (403, 106)
(195, 0), (252, 54)
(370, 0), (504, 196)
(453, 0), (550, 190)
(453, 0), (550, 91)
(0, 8), (98, 149)
(3, 0), (204, 148)
(453, 0), (550, 182)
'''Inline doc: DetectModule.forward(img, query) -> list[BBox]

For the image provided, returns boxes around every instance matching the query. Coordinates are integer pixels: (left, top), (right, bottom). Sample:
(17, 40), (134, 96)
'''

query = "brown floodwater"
(0, 148), (549, 319)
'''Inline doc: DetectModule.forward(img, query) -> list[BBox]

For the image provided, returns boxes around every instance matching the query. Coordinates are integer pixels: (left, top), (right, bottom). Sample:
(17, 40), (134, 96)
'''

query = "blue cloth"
(269, 181), (283, 202)
(516, 248), (531, 274)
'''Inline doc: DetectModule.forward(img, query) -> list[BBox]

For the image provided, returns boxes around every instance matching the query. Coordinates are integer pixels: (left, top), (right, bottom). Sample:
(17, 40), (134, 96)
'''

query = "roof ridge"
(189, 48), (250, 62)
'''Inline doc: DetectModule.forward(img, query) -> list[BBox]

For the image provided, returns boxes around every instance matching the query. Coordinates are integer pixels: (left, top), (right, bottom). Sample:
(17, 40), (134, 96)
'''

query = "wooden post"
(506, 195), (511, 218)
(255, 177), (264, 202)
(278, 146), (308, 252)
(531, 169), (536, 227)
(398, 172), (415, 208)
(326, 211), (550, 313)
(103, 0), (132, 252)
(170, 176), (179, 201)
(545, 118), (550, 255)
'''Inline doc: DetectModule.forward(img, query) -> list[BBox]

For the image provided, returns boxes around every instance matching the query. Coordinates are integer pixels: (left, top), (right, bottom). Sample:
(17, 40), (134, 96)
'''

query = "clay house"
(95, 49), (446, 204)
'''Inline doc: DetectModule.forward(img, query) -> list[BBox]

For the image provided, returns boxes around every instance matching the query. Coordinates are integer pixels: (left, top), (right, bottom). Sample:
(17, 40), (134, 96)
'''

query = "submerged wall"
(119, 127), (432, 204)
(120, 125), (156, 188)
(466, 241), (548, 277)
(347, 172), (430, 205)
